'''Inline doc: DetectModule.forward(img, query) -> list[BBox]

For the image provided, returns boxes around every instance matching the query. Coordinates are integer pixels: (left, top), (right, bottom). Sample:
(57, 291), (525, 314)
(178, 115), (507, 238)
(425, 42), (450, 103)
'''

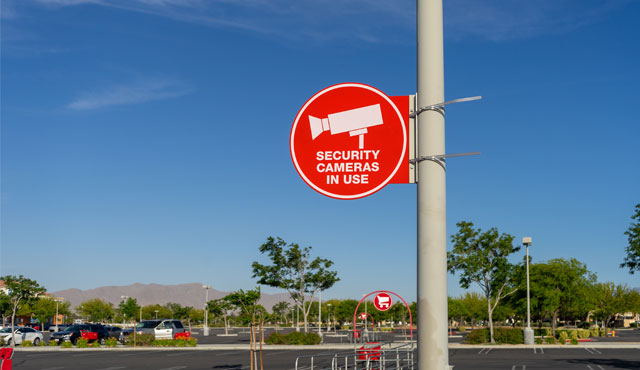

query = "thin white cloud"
(445, 0), (633, 42)
(26, 0), (636, 43)
(67, 79), (194, 110)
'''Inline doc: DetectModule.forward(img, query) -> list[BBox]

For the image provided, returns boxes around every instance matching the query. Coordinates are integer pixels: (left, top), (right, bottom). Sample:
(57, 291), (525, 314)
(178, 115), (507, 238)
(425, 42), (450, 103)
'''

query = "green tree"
(448, 296), (468, 328)
(509, 258), (596, 336)
(272, 301), (291, 325)
(224, 288), (261, 323)
(141, 304), (172, 320)
(118, 297), (140, 321)
(0, 292), (11, 327)
(26, 297), (71, 329)
(0, 275), (46, 346)
(447, 221), (520, 343)
(252, 236), (339, 332)
(621, 204), (640, 274)
(593, 283), (632, 328)
(76, 298), (115, 322)
(208, 298), (234, 334)
(461, 292), (487, 329)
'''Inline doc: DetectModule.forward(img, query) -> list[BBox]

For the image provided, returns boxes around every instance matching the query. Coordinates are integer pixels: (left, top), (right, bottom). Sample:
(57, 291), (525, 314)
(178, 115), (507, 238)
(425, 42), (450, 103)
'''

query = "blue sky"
(1, 0), (639, 302)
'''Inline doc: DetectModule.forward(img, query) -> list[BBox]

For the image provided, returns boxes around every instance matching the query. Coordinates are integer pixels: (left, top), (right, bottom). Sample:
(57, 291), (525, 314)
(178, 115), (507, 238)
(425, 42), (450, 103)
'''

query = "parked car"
(134, 319), (186, 339)
(26, 322), (50, 331)
(49, 324), (71, 332)
(0, 327), (44, 346)
(104, 326), (123, 340)
(50, 324), (109, 345)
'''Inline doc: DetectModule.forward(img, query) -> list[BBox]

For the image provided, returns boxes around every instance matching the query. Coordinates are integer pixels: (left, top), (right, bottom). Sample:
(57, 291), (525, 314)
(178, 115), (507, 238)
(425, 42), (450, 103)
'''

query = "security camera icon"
(309, 104), (383, 149)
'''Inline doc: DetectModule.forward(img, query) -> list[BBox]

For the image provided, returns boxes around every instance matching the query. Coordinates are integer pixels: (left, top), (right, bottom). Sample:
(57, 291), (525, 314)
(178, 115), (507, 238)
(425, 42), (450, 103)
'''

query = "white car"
(0, 326), (44, 346)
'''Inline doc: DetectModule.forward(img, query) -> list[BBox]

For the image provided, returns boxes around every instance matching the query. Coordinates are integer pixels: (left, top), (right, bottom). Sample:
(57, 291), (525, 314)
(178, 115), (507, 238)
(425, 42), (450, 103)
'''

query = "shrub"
(569, 330), (578, 339)
(590, 327), (599, 337)
(458, 326), (466, 332)
(125, 334), (154, 346)
(37, 339), (47, 347)
(599, 328), (606, 337)
(464, 329), (489, 344)
(264, 331), (320, 345)
(570, 338), (579, 345)
(48, 339), (58, 346)
(61, 341), (73, 348)
(544, 328), (552, 337)
(22, 340), (34, 347)
(535, 338), (542, 344)
(265, 332), (285, 344)
(579, 329), (590, 339)
(493, 328), (523, 344)
(559, 331), (568, 343)
(630, 322), (638, 328)
(105, 338), (118, 347)
(76, 338), (89, 348)
(545, 336), (556, 344)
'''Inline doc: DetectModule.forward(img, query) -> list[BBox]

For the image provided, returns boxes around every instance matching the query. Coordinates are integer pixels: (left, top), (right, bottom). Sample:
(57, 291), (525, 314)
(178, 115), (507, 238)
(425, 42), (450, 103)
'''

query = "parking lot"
(8, 347), (640, 370)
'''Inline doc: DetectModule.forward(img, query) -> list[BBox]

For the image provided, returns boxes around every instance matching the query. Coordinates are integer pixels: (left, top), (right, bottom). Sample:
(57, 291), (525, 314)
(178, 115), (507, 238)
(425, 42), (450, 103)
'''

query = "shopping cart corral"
(294, 341), (415, 370)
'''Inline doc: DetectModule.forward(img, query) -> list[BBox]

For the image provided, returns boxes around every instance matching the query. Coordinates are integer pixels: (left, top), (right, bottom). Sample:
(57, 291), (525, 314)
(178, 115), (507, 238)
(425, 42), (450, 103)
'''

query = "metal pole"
(417, 0), (448, 369)
(364, 297), (368, 333)
(526, 243), (531, 328)
(55, 300), (59, 332)
(523, 237), (533, 344)
(204, 285), (210, 336)
(318, 290), (322, 338)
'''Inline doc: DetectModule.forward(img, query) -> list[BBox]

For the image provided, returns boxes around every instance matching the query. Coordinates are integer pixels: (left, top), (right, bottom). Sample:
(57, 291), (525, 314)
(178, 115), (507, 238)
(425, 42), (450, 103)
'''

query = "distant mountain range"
(51, 283), (296, 312)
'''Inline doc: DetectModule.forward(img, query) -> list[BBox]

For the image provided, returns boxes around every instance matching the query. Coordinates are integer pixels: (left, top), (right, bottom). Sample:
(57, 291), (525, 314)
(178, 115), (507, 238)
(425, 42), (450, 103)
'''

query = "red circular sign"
(359, 312), (368, 320)
(373, 293), (392, 311)
(290, 83), (406, 199)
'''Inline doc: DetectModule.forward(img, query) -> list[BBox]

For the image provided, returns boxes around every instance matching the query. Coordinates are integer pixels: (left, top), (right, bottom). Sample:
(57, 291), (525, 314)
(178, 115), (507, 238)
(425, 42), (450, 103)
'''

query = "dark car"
(51, 324), (109, 345)
(105, 326), (123, 340)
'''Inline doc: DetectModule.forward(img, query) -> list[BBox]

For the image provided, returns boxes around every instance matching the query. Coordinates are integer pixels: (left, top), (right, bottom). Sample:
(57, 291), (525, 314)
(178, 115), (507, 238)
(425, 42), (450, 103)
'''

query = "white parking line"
(157, 367), (187, 370)
(477, 347), (492, 355)
(511, 366), (526, 370)
(166, 352), (190, 357)
(584, 347), (602, 354)
(71, 353), (97, 357)
(587, 365), (605, 370)
(533, 347), (544, 354)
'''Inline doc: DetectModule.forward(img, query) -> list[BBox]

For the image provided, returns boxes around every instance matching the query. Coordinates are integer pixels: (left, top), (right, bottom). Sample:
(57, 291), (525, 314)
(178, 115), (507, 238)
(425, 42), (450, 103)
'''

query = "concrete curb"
(10, 342), (640, 352)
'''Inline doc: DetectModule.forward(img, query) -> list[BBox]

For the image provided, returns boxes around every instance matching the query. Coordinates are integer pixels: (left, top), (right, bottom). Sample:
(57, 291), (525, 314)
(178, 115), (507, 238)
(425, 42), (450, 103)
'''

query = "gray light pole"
(318, 290), (322, 338)
(54, 299), (63, 332)
(203, 285), (211, 336)
(154, 310), (159, 320)
(417, 0), (449, 369)
(523, 237), (534, 344)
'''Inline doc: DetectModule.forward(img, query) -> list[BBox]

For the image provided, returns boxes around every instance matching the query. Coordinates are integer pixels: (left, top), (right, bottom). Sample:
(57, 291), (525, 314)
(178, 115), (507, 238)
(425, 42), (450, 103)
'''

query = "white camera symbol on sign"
(309, 104), (383, 149)
(375, 295), (390, 309)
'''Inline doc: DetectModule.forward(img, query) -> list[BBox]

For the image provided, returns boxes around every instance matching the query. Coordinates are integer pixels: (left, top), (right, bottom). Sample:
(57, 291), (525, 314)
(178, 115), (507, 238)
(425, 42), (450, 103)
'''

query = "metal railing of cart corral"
(294, 341), (415, 370)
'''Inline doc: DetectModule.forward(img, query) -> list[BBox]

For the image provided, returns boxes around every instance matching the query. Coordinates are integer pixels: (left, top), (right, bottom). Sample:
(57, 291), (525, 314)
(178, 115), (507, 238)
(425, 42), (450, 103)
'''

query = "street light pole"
(523, 237), (534, 345)
(54, 299), (62, 332)
(203, 285), (211, 336)
(417, 0), (448, 369)
(318, 290), (322, 338)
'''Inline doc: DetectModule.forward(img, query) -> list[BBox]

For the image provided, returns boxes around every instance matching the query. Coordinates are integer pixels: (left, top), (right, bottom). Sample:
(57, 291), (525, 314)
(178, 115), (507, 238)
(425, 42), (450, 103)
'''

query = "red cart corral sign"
(373, 292), (392, 311)
(290, 83), (409, 199)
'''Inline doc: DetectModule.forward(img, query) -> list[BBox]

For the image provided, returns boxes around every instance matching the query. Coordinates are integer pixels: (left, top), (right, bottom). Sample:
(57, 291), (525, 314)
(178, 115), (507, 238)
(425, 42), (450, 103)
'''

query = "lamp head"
(522, 237), (532, 245)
